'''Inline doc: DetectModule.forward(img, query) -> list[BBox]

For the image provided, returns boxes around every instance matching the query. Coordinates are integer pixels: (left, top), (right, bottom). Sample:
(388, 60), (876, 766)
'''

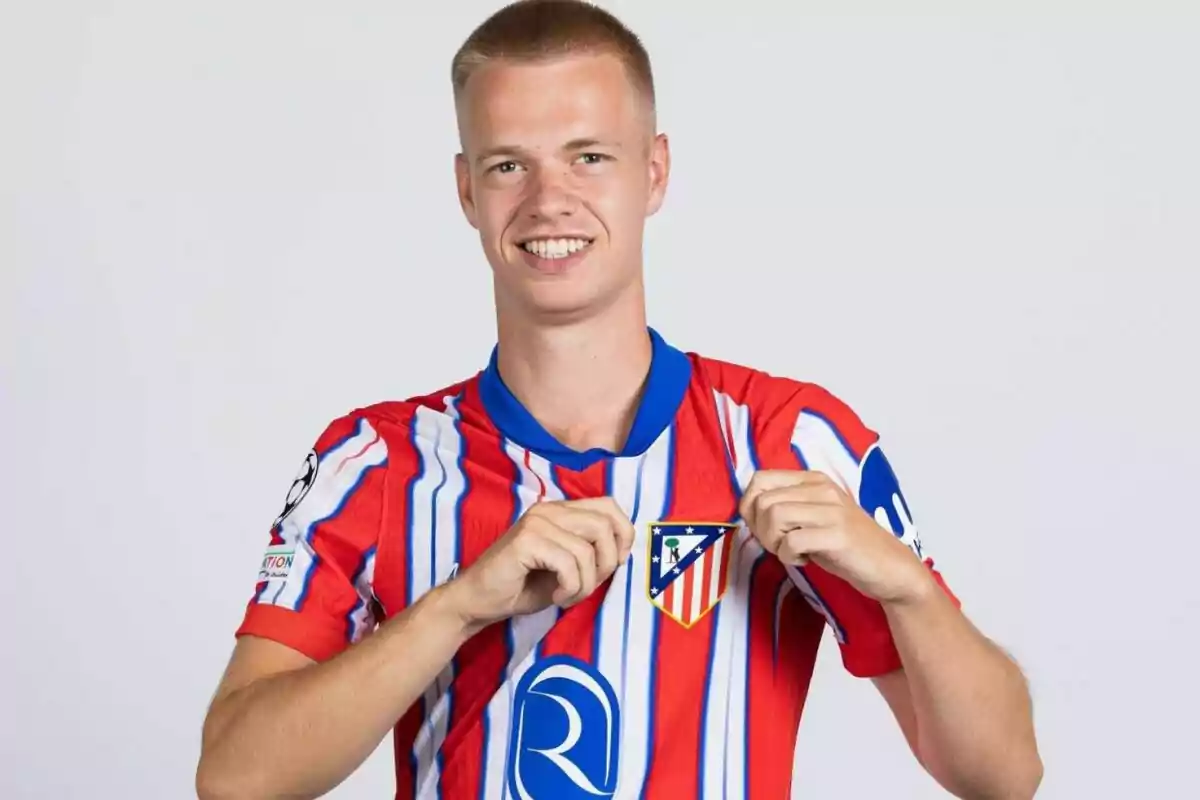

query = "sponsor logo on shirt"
(507, 656), (620, 799)
(258, 544), (295, 581)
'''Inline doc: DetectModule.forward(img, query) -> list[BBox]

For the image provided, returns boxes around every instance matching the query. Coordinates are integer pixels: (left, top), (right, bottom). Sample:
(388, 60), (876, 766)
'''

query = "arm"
(196, 414), (429, 799)
(873, 577), (1042, 800)
(199, 406), (634, 800)
(743, 466), (1042, 798)
(196, 585), (470, 800)
(742, 382), (1044, 797)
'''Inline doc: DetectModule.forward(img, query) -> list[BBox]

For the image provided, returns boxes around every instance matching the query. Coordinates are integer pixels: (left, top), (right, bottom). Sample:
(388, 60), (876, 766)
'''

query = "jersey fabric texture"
(236, 328), (957, 800)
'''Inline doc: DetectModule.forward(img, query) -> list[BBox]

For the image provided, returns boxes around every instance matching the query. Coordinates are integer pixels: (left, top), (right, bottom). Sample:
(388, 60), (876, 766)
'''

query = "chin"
(520, 285), (611, 321)
(496, 276), (623, 324)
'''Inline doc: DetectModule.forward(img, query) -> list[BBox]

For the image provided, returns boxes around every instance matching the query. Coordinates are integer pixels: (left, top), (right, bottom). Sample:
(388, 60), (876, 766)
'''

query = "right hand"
(442, 497), (635, 631)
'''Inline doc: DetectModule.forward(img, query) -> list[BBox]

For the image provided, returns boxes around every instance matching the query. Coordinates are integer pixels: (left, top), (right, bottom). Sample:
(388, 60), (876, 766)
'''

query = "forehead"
(457, 52), (646, 150)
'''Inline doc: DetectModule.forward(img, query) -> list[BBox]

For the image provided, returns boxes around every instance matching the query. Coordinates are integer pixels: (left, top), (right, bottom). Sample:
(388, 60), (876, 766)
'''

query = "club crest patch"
(646, 522), (737, 628)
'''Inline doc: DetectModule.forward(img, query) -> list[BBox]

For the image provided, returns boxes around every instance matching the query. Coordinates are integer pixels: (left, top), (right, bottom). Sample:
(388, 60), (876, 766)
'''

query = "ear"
(645, 133), (671, 217)
(455, 153), (479, 229)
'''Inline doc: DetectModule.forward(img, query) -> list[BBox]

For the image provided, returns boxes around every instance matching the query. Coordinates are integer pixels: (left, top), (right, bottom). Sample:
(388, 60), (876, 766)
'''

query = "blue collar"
(477, 327), (692, 471)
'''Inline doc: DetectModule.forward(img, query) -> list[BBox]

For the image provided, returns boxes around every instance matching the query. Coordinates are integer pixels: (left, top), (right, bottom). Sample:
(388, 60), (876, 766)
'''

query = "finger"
(564, 510), (619, 578)
(754, 483), (846, 517)
(538, 505), (621, 579)
(562, 497), (636, 562)
(776, 526), (842, 565)
(522, 533), (582, 603)
(540, 524), (599, 605)
(752, 491), (841, 554)
(740, 470), (827, 526)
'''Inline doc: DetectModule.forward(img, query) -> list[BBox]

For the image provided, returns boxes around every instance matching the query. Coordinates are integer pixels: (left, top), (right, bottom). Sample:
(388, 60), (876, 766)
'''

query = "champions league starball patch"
(272, 449), (319, 531)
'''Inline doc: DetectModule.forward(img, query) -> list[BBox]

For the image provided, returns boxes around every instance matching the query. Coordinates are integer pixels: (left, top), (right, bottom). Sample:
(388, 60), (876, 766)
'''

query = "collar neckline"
(477, 327), (691, 471)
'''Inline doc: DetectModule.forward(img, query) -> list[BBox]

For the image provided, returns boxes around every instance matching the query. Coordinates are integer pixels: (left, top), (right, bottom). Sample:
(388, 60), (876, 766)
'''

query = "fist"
(738, 469), (929, 604)
(444, 497), (635, 630)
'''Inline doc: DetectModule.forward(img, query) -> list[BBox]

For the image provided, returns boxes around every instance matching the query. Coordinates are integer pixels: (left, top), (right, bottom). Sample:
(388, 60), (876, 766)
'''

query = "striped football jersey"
(236, 328), (957, 799)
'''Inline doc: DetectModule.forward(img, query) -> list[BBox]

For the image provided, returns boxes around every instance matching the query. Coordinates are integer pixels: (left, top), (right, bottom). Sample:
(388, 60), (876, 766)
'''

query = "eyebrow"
(474, 138), (622, 166)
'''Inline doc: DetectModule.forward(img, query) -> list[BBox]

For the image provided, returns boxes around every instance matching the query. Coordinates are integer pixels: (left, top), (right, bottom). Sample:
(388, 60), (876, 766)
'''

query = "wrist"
(425, 579), (486, 640)
(881, 564), (940, 610)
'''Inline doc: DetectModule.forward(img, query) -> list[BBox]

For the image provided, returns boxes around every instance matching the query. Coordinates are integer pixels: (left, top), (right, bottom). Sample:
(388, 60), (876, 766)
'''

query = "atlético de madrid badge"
(647, 522), (737, 628)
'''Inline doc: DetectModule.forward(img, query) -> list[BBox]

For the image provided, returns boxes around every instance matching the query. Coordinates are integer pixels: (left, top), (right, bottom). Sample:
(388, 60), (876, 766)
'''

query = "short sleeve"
(782, 388), (959, 678)
(235, 413), (389, 662)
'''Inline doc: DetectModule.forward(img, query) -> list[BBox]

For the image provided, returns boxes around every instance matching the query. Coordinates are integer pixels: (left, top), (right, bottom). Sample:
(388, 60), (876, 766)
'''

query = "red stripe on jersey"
(743, 559), (824, 799)
(641, 399), (739, 800)
(538, 461), (607, 665)
(777, 582), (826, 767)
(365, 407), (425, 800)
(432, 415), (521, 800)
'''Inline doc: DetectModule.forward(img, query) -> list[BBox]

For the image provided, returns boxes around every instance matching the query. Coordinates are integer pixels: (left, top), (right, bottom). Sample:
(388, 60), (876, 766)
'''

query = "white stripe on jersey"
(792, 409), (862, 496)
(481, 444), (564, 800)
(786, 409), (858, 643)
(613, 426), (675, 796)
(703, 393), (764, 800)
(714, 390), (758, 488)
(722, 533), (766, 800)
(596, 462), (632, 717)
(267, 418), (387, 610)
(410, 398), (467, 800)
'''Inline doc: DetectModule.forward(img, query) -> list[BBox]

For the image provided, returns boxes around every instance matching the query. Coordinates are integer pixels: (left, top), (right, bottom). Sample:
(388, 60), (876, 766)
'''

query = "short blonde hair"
(451, 0), (655, 108)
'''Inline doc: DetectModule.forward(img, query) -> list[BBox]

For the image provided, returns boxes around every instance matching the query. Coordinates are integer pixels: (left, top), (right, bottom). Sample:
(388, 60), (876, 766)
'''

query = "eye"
(577, 152), (609, 165)
(489, 160), (522, 175)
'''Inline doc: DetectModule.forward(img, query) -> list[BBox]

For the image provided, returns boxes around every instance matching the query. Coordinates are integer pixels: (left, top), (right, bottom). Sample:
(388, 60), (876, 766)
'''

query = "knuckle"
(524, 503), (551, 521)
(761, 501), (786, 531)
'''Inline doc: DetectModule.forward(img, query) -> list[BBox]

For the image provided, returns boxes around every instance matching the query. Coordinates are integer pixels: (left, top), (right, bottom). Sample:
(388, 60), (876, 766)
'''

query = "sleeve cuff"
(235, 604), (350, 663)
(838, 564), (962, 678)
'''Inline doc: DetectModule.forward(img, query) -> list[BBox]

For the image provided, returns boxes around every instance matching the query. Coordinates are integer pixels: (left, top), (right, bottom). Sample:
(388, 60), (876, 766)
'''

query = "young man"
(197, 2), (1043, 798)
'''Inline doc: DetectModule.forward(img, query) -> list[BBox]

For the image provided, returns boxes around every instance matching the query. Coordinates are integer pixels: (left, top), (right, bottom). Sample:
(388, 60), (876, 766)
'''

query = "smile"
(519, 237), (594, 260)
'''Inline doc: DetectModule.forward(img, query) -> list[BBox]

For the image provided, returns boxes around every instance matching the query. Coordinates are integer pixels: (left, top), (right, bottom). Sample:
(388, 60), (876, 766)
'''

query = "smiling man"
(196, 2), (1043, 798)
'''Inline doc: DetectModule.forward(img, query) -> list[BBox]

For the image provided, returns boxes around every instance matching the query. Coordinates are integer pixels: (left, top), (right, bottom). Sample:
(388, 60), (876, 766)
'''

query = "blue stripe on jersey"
(790, 443), (808, 469)
(620, 447), (648, 715)
(591, 460), (618, 667)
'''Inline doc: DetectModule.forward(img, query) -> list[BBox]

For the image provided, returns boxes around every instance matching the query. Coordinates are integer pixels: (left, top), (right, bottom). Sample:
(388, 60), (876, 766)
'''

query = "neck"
(494, 294), (652, 454)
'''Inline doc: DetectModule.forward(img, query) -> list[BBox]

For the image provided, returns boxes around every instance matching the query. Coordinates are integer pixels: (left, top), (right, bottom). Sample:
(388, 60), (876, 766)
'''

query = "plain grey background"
(3, 1), (1198, 797)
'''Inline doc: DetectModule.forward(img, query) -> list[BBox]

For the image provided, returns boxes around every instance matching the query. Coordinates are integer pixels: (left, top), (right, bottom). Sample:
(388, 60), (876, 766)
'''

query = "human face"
(455, 52), (670, 322)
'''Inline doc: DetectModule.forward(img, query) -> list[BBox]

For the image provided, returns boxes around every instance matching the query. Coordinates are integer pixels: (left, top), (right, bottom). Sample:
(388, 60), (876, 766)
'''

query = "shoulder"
(309, 376), (480, 465)
(689, 352), (878, 459)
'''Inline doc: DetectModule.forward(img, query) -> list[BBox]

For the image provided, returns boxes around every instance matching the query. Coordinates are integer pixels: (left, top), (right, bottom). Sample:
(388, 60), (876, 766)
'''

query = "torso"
(241, 329), (933, 799)
(373, 375), (825, 800)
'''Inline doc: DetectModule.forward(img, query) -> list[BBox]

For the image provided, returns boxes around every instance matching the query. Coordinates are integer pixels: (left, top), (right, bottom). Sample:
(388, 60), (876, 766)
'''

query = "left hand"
(739, 469), (931, 604)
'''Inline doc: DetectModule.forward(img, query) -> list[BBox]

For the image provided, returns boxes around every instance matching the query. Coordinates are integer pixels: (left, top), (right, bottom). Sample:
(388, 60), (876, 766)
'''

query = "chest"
(373, 413), (744, 614)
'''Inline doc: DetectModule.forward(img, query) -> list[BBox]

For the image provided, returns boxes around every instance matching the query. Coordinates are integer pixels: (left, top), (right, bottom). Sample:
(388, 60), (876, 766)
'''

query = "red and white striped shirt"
(237, 328), (956, 799)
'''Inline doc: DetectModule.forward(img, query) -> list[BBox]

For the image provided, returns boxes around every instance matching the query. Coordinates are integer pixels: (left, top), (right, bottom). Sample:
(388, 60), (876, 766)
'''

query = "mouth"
(516, 236), (595, 261)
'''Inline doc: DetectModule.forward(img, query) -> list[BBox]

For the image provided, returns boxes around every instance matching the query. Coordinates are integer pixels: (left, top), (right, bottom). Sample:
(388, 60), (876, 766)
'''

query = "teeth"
(521, 238), (590, 260)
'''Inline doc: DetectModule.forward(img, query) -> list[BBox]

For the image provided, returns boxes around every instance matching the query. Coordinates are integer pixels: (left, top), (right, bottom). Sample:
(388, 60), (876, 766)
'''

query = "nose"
(525, 165), (579, 219)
